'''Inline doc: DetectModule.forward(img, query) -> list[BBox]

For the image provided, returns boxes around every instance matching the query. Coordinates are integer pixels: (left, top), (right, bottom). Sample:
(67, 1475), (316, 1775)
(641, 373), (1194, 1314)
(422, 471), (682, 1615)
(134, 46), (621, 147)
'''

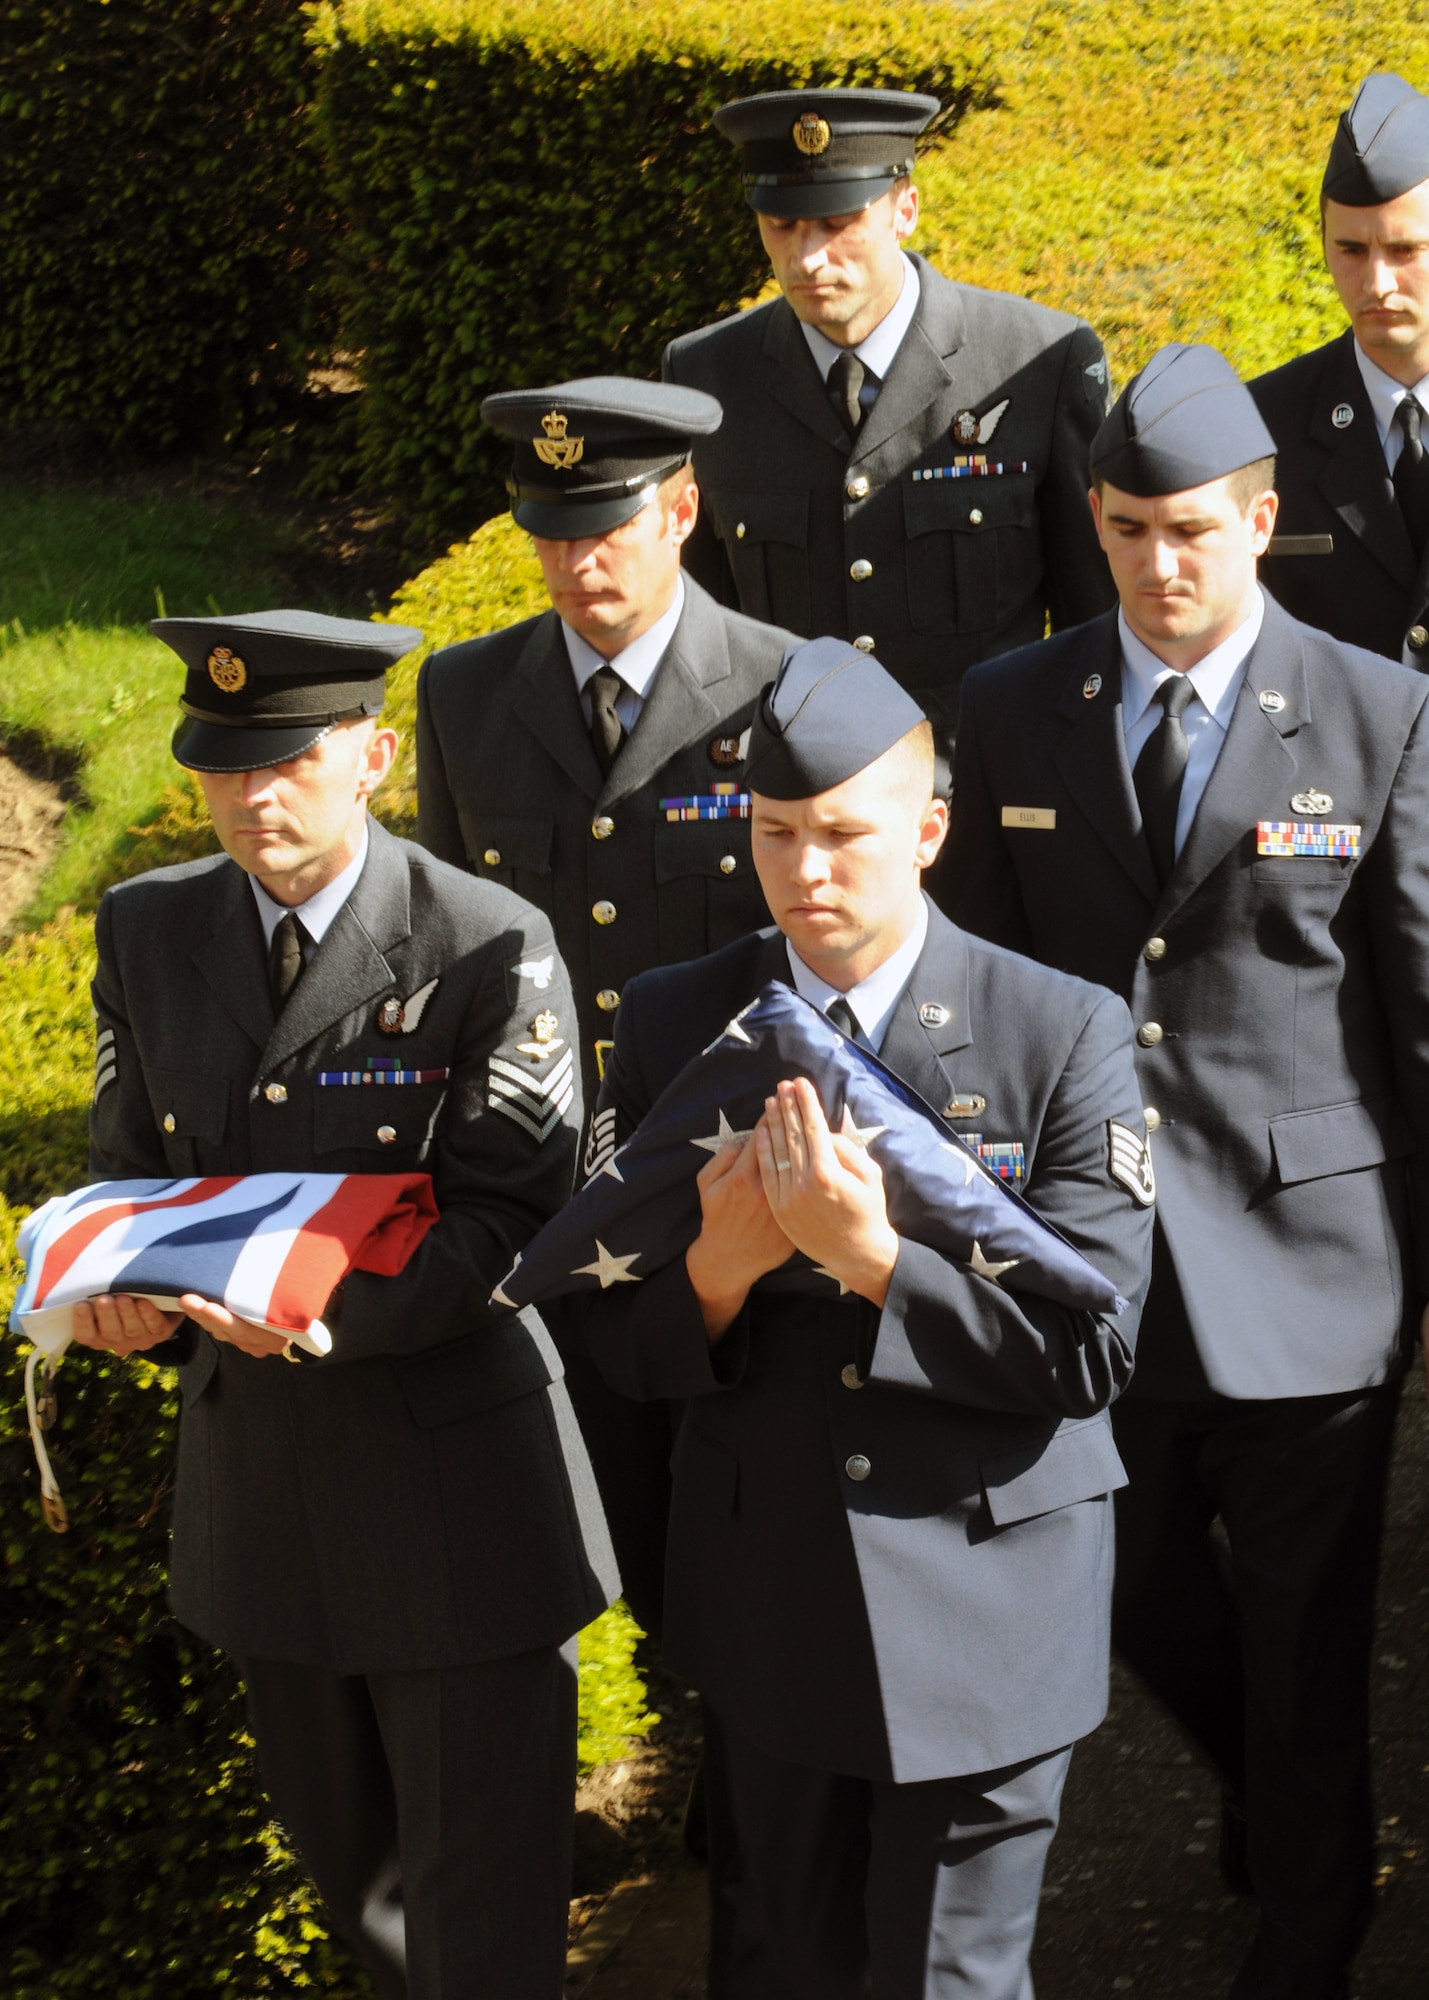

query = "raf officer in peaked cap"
(1253, 73), (1429, 666)
(73, 610), (617, 1999)
(663, 87), (1115, 757)
(944, 344), (1429, 1997)
(580, 635), (1153, 2000)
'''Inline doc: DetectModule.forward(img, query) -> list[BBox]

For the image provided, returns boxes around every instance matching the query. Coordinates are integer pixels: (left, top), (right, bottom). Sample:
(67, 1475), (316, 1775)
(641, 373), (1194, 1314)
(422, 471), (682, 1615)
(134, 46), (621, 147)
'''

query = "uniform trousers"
(242, 1641), (577, 2000)
(1110, 1377), (1402, 2000)
(718, 1712), (1073, 2000)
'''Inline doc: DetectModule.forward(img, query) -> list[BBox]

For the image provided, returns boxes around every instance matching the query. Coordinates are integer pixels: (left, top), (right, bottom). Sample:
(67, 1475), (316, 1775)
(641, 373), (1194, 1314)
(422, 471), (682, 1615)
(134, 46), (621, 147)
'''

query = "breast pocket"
(704, 487), (811, 634)
(455, 813), (555, 913)
(903, 474), (1038, 634)
(312, 1082), (448, 1166)
(142, 1067), (230, 1170)
(653, 819), (768, 960)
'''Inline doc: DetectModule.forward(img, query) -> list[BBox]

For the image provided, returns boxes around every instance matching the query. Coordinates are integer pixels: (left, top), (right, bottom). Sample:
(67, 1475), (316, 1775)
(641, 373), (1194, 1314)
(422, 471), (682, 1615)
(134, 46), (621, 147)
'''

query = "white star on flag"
(573, 1240), (643, 1288)
(691, 1109), (755, 1155)
(840, 1106), (887, 1149)
(490, 1254), (521, 1307)
(941, 1140), (983, 1186)
(967, 1241), (1020, 1285)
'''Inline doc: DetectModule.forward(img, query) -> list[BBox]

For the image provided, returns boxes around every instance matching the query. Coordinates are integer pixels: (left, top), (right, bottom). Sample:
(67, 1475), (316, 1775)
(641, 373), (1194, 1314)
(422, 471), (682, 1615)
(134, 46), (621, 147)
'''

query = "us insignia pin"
(1290, 790), (1332, 815)
(1083, 673), (1102, 700)
(1331, 402), (1355, 429)
(1258, 689), (1286, 714)
(918, 1002), (950, 1027)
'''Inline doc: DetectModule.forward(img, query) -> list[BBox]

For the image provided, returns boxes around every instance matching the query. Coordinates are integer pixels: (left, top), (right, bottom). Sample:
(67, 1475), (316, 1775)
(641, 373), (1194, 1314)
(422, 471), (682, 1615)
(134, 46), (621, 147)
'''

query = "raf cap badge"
(1331, 402), (1355, 429)
(533, 410), (584, 471)
(1290, 789), (1333, 815)
(1083, 673), (1102, 700)
(792, 112), (832, 155)
(516, 1010), (565, 1061)
(207, 646), (247, 693)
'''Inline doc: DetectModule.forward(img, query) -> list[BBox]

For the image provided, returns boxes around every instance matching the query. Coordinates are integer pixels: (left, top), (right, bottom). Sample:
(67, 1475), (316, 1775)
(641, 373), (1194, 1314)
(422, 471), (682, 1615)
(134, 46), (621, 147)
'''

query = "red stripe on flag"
(35, 1177), (245, 1303)
(265, 1175), (436, 1332)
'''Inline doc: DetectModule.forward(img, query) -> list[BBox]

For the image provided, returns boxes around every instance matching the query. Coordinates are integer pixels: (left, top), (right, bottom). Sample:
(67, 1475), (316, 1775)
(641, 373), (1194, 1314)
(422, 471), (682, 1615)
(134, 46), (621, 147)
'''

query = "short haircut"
(879, 719), (936, 813)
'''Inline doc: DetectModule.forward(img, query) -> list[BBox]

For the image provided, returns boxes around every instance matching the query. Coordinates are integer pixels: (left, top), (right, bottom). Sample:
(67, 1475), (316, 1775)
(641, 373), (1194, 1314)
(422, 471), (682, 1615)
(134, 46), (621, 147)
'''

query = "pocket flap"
(313, 1082), (447, 1156)
(904, 474), (1034, 539)
(143, 1068), (229, 1143)
(397, 1315), (558, 1428)
(456, 813), (554, 876)
(706, 487), (809, 548)
(1269, 1095), (1412, 1186)
(981, 1420), (1126, 1527)
(653, 819), (754, 884)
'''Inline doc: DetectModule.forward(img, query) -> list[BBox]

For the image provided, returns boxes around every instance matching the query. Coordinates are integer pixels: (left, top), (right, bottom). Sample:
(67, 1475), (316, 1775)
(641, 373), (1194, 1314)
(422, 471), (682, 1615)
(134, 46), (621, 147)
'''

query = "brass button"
(846, 476), (870, 500)
(853, 635), (875, 652)
(841, 1363), (864, 1391)
(719, 854), (737, 875)
(483, 847), (501, 867)
(1143, 936), (1167, 963)
(1144, 1107), (1162, 1133)
(1409, 624), (1429, 651)
(596, 988), (621, 1012)
(264, 1083), (288, 1104)
(1137, 1021), (1164, 1048)
(162, 1113), (176, 1134)
(969, 507), (984, 525)
(844, 1453), (872, 1481)
(736, 522), (746, 540)
(592, 900), (617, 926)
(591, 816), (615, 840)
(377, 1125), (396, 1145)
(850, 558), (873, 581)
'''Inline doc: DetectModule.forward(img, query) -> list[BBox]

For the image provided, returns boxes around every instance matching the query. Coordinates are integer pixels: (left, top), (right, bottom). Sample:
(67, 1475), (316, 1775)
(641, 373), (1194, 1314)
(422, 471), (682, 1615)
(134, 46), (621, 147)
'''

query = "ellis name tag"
(1002, 807), (1057, 831)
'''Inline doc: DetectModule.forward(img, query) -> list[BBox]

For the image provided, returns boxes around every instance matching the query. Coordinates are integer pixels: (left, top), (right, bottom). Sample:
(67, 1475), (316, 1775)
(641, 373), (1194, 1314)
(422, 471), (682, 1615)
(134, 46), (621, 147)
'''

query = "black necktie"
(1133, 674), (1197, 888)
(268, 910), (308, 1014)
(1394, 396), (1429, 560)
(589, 666), (626, 775)
(826, 996), (863, 1044)
(828, 352), (866, 440)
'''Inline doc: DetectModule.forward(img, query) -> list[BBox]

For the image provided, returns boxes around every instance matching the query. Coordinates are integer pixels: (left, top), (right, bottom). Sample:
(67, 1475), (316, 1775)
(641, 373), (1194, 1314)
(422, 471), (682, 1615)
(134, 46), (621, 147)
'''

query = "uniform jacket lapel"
(511, 611), (605, 801)
(1053, 616), (1160, 907)
(877, 903), (973, 1116)
(852, 258), (965, 465)
(600, 580), (745, 809)
(192, 861), (276, 1053)
(1312, 332), (1416, 591)
(759, 301), (857, 455)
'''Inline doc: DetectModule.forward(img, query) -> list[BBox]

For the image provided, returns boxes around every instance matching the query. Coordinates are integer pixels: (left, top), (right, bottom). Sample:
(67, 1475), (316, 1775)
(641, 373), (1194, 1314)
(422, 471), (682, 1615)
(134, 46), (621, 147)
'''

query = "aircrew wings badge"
(1108, 1120), (1155, 1206)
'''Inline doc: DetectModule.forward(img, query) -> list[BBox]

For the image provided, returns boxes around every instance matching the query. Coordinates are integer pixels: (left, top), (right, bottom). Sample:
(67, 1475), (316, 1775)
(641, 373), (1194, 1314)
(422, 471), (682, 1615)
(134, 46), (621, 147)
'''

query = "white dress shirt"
(1352, 342), (1429, 473)
(801, 253), (921, 411)
(562, 575), (686, 735)
(785, 894), (930, 1055)
(249, 822), (369, 960)
(1119, 592), (1264, 860)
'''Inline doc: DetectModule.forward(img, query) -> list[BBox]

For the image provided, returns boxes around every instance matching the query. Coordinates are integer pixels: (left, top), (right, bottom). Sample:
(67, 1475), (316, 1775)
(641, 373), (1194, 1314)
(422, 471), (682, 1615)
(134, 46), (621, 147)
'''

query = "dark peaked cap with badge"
(1322, 71), (1429, 205)
(744, 634), (927, 798)
(153, 609), (422, 775)
(1091, 342), (1277, 498)
(482, 376), (723, 538)
(713, 87), (941, 218)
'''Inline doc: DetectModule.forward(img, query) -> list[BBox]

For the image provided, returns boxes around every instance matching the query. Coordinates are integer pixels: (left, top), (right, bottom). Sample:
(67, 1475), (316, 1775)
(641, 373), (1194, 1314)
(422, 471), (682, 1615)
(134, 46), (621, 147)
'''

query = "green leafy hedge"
(307, 0), (995, 537)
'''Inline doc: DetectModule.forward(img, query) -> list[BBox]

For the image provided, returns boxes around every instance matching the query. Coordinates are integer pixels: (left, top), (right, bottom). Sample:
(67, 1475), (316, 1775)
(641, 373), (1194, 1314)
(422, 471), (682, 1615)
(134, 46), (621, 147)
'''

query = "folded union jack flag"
(492, 984), (1127, 1317)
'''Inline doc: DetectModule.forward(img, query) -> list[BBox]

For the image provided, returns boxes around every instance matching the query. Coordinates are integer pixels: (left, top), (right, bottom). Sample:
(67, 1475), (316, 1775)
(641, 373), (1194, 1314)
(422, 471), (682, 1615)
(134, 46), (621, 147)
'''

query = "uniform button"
(853, 636), (876, 655)
(850, 558), (873, 581)
(1408, 624), (1429, 651)
(264, 1083), (288, 1104)
(719, 854), (737, 875)
(844, 1453), (872, 1481)
(596, 988), (621, 1012)
(1144, 1107), (1162, 1133)
(841, 1363), (864, 1390)
(591, 816), (615, 840)
(162, 1113), (176, 1133)
(376, 1125), (396, 1145)
(483, 847), (501, 867)
(969, 507), (984, 525)
(736, 522), (746, 540)
(846, 475), (870, 500)
(1143, 936), (1167, 963)
(592, 900), (617, 925)
(1137, 1021), (1164, 1048)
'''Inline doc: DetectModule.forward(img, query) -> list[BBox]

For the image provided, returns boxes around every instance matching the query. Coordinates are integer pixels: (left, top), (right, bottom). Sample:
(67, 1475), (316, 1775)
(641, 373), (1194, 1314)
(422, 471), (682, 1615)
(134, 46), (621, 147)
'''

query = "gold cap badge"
(207, 646), (247, 693)
(533, 410), (585, 471)
(792, 113), (832, 156)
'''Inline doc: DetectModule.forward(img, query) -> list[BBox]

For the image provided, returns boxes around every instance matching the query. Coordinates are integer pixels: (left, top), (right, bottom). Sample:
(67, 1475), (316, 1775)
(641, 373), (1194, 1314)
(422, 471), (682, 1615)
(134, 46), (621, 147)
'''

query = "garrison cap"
(154, 610), (422, 774)
(1322, 72), (1429, 207)
(482, 376), (722, 538)
(714, 88), (940, 219)
(1090, 343), (1276, 498)
(745, 636), (927, 800)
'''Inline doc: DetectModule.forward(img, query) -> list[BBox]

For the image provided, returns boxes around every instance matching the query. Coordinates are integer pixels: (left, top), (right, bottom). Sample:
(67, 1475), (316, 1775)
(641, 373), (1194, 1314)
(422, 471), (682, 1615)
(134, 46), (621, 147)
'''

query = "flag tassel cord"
(24, 1348), (68, 1534)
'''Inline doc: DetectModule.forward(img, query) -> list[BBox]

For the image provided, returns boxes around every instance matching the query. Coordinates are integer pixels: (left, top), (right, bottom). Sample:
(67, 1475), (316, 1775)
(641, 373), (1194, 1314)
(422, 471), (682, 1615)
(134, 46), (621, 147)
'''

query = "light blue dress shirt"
(784, 895), (930, 1054)
(800, 252), (921, 410)
(561, 575), (686, 735)
(249, 822), (369, 960)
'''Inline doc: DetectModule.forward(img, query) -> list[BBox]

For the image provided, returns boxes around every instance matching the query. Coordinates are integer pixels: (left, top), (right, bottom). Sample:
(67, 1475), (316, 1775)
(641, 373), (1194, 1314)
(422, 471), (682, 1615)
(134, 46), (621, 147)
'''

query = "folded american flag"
(492, 983), (1127, 1316)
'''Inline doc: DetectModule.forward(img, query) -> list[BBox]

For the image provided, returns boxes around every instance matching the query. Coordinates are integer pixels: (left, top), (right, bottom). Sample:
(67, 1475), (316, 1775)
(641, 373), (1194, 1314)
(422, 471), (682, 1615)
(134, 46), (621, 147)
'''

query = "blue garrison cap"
(1090, 344), (1277, 499)
(714, 88), (940, 219)
(154, 609), (422, 774)
(745, 637), (927, 800)
(482, 376), (722, 537)
(1323, 73), (1429, 207)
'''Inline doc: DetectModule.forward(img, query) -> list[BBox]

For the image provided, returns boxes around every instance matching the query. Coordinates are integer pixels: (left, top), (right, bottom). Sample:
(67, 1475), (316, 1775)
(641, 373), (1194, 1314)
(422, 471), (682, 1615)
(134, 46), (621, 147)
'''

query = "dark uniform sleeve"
(938, 668), (1036, 952)
(91, 892), (170, 1179)
(1043, 323), (1117, 632)
(868, 988), (1151, 1418)
(414, 653), (470, 868)
(662, 338), (739, 610)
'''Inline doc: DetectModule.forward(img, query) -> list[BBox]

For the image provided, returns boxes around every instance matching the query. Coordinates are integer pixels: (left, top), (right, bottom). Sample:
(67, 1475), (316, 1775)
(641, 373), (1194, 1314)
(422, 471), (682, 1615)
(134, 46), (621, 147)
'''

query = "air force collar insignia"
(1108, 1119), (1156, 1206)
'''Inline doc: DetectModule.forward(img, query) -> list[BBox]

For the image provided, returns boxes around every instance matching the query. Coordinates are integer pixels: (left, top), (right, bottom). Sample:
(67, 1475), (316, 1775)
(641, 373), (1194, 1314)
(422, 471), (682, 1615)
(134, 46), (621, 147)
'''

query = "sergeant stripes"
(487, 1047), (576, 1143)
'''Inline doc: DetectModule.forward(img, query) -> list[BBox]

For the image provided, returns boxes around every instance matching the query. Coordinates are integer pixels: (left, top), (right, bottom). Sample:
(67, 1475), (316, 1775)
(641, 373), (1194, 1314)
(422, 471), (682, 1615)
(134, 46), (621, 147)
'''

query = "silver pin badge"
(1331, 402), (1355, 429)
(944, 1093), (987, 1118)
(1259, 689), (1286, 714)
(919, 1002), (950, 1027)
(1290, 789), (1332, 815)
(1083, 673), (1102, 700)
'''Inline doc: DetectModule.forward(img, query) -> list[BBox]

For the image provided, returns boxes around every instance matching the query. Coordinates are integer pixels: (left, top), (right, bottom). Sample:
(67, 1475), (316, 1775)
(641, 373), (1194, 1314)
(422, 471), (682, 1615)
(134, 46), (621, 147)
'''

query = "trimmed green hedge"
(307, 0), (994, 537)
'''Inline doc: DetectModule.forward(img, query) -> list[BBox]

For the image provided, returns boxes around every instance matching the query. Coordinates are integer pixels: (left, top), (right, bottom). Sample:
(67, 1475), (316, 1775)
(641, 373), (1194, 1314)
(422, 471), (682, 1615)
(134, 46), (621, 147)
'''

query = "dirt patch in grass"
(0, 744), (66, 936)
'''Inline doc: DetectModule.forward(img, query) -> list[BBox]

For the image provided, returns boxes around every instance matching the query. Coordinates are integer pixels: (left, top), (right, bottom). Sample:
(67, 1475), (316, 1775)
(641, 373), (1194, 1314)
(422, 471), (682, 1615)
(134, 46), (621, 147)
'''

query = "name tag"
(1002, 807), (1056, 831)
(1255, 821), (1360, 859)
